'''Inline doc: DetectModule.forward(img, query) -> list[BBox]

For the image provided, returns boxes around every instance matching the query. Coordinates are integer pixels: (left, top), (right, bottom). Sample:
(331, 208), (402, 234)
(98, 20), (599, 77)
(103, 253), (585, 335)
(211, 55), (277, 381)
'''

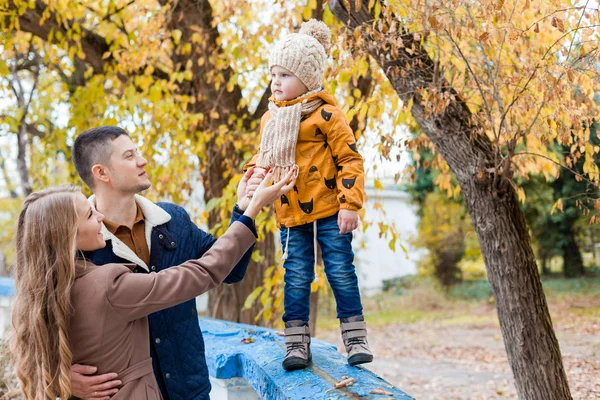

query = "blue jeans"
(280, 213), (363, 323)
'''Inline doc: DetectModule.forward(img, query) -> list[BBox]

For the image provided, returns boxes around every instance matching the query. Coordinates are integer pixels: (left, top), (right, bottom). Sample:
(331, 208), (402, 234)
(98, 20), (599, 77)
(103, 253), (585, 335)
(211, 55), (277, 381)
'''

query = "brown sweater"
(69, 222), (255, 399)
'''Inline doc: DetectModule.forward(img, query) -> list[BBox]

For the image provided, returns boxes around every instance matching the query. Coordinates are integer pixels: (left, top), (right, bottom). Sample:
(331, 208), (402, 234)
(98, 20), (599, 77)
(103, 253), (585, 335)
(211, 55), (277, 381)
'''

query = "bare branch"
(252, 85), (272, 120)
(444, 29), (495, 135)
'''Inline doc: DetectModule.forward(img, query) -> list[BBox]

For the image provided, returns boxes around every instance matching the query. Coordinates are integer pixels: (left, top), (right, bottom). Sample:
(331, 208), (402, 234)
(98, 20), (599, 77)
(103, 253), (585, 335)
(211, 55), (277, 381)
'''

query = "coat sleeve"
(105, 222), (256, 322)
(223, 206), (257, 284)
(185, 204), (256, 284)
(325, 106), (365, 211)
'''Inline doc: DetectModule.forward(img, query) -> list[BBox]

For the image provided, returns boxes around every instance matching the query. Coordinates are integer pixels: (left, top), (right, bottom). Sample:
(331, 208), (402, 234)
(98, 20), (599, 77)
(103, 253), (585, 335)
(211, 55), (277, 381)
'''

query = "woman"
(10, 168), (294, 400)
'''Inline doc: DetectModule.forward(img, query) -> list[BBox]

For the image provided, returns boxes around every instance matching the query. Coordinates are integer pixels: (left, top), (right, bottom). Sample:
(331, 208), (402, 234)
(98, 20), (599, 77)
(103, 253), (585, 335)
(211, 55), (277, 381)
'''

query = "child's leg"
(316, 213), (373, 366)
(281, 224), (314, 324)
(315, 214), (363, 319)
(280, 224), (315, 370)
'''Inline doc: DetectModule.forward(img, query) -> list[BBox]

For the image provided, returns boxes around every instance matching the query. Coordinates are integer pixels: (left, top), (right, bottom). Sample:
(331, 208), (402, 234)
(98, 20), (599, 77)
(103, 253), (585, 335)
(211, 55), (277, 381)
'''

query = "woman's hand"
(236, 167), (256, 212)
(243, 169), (296, 219)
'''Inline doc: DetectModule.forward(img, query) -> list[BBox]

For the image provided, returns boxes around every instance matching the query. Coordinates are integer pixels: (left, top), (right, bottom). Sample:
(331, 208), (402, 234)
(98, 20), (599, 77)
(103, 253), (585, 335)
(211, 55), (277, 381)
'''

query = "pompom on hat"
(269, 19), (332, 92)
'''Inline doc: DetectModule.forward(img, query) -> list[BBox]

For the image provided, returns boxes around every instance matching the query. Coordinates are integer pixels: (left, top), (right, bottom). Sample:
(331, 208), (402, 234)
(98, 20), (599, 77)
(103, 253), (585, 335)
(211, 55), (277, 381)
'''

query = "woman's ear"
(91, 164), (110, 184)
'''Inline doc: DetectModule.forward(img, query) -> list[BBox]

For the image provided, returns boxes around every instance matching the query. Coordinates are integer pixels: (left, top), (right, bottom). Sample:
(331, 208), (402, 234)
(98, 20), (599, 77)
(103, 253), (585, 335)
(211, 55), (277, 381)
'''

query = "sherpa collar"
(88, 194), (171, 271)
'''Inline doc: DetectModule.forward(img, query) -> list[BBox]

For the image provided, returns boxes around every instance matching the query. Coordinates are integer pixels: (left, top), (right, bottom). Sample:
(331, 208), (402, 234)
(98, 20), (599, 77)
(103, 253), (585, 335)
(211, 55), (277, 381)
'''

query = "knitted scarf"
(256, 91), (324, 182)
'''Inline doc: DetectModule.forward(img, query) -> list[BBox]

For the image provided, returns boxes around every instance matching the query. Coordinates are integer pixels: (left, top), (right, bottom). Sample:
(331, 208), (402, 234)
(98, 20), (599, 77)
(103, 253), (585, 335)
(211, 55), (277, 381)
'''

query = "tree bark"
(330, 1), (571, 399)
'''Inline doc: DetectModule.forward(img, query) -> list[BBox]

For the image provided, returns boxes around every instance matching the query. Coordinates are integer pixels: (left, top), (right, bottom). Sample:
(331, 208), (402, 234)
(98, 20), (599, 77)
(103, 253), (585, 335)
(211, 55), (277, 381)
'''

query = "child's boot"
(282, 321), (312, 371)
(340, 316), (373, 366)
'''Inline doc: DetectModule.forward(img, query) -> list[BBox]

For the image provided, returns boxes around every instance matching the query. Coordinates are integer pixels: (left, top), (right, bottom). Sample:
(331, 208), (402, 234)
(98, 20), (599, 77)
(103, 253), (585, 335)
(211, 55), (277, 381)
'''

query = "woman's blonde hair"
(10, 185), (81, 399)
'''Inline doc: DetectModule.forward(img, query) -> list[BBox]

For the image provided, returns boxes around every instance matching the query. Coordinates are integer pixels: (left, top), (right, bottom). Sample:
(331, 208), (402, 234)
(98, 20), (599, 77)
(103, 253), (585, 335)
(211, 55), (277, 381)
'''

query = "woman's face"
(75, 192), (106, 251)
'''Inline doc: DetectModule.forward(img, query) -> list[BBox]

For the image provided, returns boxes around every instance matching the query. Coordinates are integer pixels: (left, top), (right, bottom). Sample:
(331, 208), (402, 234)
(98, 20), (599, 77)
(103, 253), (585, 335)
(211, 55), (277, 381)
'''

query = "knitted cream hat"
(269, 19), (331, 92)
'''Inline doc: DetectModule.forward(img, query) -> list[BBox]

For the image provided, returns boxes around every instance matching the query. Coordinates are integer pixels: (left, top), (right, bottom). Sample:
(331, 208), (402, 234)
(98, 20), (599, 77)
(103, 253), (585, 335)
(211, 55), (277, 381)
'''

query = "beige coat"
(69, 222), (255, 400)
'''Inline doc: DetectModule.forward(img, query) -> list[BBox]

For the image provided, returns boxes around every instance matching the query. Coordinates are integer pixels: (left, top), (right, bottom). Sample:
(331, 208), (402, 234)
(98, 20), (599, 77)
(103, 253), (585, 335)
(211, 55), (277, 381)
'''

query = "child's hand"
(338, 209), (358, 234)
(246, 167), (267, 198)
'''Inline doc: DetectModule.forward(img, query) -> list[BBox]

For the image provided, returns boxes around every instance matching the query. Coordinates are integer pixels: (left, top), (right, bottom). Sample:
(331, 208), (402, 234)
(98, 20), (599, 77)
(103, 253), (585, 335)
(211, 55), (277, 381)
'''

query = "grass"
(316, 272), (600, 331)
(317, 282), (493, 331)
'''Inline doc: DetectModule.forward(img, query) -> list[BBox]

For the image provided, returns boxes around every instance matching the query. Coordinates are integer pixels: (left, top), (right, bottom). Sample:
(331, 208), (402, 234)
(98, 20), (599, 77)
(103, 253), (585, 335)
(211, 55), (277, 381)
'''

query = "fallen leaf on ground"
(370, 388), (394, 395)
(334, 376), (357, 388)
(241, 338), (255, 344)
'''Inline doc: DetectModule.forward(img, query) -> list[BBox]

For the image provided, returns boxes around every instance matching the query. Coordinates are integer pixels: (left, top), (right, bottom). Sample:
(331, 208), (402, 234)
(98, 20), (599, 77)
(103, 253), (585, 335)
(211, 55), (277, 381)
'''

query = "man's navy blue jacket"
(87, 195), (254, 400)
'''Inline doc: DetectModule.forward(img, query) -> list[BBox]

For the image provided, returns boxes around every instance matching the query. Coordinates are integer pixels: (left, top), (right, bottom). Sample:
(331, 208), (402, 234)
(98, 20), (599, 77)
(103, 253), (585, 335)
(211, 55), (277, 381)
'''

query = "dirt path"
(315, 302), (600, 399)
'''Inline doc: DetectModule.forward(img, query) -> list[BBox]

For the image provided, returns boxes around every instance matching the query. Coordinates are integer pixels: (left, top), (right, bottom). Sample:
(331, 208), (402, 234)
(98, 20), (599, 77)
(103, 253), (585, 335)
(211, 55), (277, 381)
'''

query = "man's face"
(104, 135), (151, 194)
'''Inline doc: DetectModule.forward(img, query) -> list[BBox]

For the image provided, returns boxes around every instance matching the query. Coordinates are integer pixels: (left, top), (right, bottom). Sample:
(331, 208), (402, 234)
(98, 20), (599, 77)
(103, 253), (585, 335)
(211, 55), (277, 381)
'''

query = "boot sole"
(282, 355), (312, 371)
(348, 353), (373, 366)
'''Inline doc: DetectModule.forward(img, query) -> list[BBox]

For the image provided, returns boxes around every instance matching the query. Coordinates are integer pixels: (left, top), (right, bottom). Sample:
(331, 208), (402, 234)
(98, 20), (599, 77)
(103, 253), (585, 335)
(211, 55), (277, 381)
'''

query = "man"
(70, 126), (257, 400)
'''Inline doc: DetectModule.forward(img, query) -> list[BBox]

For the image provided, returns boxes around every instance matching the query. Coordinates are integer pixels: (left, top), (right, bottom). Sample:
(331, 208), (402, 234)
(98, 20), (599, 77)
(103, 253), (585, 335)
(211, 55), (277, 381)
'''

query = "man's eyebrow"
(122, 148), (136, 156)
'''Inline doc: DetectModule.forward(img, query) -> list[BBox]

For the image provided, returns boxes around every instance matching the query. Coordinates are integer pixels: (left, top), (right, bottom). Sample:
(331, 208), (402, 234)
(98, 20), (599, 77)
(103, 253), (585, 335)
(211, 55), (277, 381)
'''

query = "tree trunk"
(590, 227), (597, 262)
(330, 2), (572, 399)
(540, 256), (550, 276)
(207, 235), (276, 325)
(561, 227), (585, 278)
(0, 154), (18, 198)
(0, 247), (6, 277)
(591, 227), (600, 266)
(16, 123), (32, 196)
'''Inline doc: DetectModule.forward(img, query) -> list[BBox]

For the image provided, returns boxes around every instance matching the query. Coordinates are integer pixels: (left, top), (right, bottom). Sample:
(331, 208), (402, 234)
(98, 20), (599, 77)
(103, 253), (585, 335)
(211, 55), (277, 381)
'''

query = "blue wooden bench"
(200, 317), (413, 399)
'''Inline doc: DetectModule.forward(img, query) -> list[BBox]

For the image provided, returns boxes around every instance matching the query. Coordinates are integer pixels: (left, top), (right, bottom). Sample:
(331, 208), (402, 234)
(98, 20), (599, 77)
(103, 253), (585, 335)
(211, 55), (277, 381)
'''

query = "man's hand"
(71, 364), (121, 400)
(338, 209), (358, 234)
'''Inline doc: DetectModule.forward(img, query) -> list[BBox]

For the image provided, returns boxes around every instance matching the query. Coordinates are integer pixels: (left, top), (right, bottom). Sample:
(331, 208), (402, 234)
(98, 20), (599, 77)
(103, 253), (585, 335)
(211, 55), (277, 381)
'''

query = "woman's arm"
(105, 221), (255, 321)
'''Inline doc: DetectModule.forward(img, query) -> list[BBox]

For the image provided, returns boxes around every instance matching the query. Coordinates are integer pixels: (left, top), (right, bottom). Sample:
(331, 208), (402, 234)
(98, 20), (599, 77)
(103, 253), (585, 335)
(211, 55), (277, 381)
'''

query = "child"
(246, 19), (372, 371)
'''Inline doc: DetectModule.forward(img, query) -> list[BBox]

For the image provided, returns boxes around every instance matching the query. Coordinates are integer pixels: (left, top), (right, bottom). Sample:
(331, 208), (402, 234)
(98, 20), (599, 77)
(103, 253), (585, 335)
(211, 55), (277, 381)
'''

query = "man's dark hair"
(72, 126), (128, 188)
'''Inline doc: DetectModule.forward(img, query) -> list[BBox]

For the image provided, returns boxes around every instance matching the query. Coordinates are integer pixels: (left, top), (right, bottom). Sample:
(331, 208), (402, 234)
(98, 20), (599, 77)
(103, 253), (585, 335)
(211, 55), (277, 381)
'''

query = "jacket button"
(159, 234), (164, 239)
(165, 373), (170, 379)
(155, 338), (161, 344)
(151, 265), (156, 271)
(171, 241), (175, 246)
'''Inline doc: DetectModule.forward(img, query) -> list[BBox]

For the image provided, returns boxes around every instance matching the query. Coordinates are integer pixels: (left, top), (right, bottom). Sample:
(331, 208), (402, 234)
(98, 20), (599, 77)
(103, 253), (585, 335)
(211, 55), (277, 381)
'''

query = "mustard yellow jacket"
(247, 90), (365, 228)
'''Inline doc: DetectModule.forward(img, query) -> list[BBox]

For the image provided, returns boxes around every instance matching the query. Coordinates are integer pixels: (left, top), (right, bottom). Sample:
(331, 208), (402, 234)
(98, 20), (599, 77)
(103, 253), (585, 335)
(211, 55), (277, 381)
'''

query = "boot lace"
(288, 342), (306, 352)
(347, 337), (366, 347)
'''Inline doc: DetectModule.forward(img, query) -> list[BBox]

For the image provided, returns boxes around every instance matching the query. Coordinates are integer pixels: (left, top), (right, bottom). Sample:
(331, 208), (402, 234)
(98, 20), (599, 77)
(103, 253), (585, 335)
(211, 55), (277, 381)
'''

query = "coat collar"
(75, 258), (136, 278)
(270, 89), (337, 108)
(88, 194), (171, 271)
(75, 259), (98, 279)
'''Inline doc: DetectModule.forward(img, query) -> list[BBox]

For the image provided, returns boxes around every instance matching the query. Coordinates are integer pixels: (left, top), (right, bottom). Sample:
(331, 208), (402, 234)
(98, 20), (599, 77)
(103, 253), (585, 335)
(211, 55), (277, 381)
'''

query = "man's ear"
(91, 164), (110, 184)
